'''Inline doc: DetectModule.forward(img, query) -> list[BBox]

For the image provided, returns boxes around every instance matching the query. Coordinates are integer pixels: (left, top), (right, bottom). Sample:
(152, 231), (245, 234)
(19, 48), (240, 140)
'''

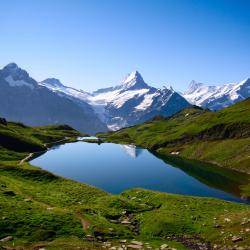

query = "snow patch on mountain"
(135, 92), (159, 111)
(5, 75), (34, 89)
(90, 88), (150, 108)
(123, 71), (138, 84)
(39, 78), (91, 101)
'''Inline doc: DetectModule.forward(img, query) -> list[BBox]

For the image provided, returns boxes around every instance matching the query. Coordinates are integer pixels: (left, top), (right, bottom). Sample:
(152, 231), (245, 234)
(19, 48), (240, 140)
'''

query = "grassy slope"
(98, 98), (250, 173)
(0, 120), (249, 249)
(0, 121), (84, 152)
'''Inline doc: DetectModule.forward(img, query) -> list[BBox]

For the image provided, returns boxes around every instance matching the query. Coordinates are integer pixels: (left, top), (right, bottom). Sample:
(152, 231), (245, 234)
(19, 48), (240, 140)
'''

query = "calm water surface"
(30, 141), (249, 203)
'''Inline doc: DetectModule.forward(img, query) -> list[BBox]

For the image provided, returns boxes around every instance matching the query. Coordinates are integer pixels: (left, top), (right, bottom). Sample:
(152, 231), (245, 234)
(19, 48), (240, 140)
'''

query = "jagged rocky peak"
(3, 62), (19, 70)
(2, 62), (30, 79)
(184, 80), (204, 95)
(1, 63), (37, 88)
(162, 85), (174, 92)
(121, 70), (149, 90)
(41, 78), (64, 88)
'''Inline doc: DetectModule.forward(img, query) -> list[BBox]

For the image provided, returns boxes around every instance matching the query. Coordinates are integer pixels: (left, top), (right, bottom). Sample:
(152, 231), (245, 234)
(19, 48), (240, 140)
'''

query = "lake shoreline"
(30, 140), (250, 204)
(1, 126), (250, 249)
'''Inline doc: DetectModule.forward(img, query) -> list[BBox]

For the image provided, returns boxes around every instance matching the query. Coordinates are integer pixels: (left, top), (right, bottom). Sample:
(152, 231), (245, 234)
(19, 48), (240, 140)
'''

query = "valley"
(1, 1), (249, 249)
(0, 63), (250, 250)
(0, 107), (250, 249)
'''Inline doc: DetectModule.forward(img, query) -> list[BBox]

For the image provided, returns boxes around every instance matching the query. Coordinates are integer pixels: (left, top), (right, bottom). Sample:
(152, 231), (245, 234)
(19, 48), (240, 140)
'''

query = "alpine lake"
(30, 139), (250, 204)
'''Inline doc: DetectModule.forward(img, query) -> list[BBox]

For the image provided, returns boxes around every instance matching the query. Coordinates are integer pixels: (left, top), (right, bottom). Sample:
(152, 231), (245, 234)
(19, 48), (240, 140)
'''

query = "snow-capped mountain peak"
(120, 70), (149, 90)
(122, 70), (142, 84)
(88, 71), (190, 130)
(1, 63), (37, 89)
(184, 80), (204, 95)
(183, 78), (250, 110)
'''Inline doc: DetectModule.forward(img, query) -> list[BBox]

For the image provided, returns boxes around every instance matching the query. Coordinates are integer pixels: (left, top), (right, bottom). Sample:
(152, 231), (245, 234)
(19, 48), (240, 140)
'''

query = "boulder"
(0, 236), (13, 242)
(127, 245), (142, 249)
(121, 219), (131, 224)
(131, 241), (143, 246)
(232, 236), (243, 242)
(160, 244), (169, 249)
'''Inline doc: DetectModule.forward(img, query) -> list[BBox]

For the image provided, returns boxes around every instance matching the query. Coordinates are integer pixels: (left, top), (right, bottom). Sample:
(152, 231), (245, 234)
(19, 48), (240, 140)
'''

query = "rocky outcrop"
(0, 117), (7, 126)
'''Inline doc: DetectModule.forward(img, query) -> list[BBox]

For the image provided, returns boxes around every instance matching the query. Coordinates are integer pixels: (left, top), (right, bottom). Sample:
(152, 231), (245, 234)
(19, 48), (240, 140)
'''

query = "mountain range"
(183, 78), (250, 110)
(0, 63), (107, 134)
(40, 70), (191, 130)
(0, 63), (249, 133)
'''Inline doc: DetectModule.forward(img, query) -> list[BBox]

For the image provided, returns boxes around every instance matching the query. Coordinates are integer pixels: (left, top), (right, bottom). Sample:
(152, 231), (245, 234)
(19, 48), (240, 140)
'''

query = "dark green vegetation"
(0, 117), (82, 154)
(0, 118), (249, 249)
(98, 98), (250, 174)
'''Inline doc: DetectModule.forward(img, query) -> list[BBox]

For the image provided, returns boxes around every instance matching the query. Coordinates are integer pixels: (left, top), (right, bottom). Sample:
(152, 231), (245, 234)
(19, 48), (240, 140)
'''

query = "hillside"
(0, 119), (249, 249)
(98, 98), (250, 173)
(0, 118), (82, 153)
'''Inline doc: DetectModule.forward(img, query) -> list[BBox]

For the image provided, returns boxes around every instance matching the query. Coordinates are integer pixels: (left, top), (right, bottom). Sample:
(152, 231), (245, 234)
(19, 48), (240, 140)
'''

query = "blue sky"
(0, 0), (249, 92)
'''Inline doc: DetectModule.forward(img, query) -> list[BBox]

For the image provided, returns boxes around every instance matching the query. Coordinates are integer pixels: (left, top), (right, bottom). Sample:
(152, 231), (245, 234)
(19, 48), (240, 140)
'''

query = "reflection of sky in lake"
(30, 142), (248, 203)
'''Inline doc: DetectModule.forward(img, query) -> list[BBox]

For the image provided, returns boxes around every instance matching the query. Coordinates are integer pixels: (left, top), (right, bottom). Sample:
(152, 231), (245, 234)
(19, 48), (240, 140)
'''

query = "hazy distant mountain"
(0, 63), (107, 134)
(183, 79), (250, 110)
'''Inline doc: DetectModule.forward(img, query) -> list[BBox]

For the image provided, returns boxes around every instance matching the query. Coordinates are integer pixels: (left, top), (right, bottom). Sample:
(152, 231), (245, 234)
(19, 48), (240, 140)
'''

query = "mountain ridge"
(89, 70), (190, 130)
(183, 78), (250, 110)
(1, 62), (250, 132)
(0, 63), (107, 134)
(37, 67), (191, 130)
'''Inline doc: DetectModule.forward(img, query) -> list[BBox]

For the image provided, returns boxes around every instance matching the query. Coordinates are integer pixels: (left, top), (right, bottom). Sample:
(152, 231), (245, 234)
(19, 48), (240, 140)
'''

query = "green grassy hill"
(0, 118), (249, 249)
(0, 119), (82, 152)
(98, 98), (250, 173)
